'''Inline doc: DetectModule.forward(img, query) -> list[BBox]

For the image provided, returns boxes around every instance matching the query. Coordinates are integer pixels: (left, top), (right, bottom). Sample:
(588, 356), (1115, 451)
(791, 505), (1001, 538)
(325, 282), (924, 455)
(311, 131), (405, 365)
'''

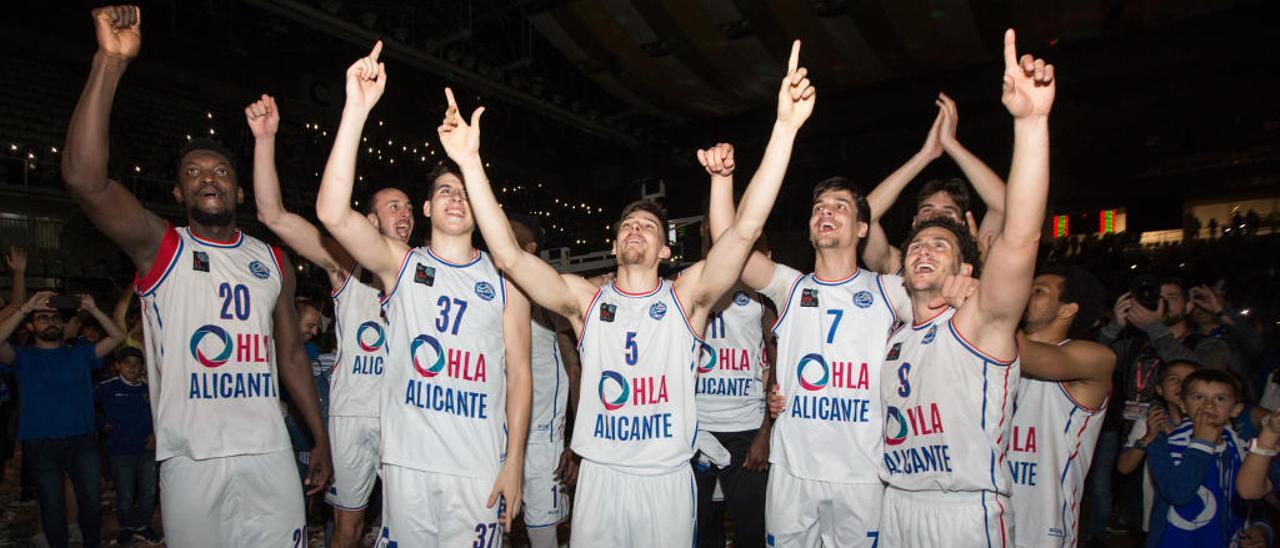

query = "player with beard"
(438, 40), (813, 547)
(244, 94), (412, 548)
(877, 30), (1054, 547)
(316, 42), (531, 547)
(61, 6), (331, 545)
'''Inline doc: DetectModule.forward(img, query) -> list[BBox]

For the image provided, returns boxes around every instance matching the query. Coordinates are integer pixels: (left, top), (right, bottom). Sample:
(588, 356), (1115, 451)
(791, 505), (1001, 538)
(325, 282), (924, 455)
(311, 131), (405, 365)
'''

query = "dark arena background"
(0, 0), (1277, 547)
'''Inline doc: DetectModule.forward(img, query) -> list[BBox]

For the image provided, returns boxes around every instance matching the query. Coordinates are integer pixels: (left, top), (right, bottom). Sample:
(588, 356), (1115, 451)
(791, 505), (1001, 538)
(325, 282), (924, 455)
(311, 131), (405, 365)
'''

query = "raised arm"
(436, 88), (596, 325)
(866, 106), (944, 221)
(247, 95), (353, 284)
(862, 222), (902, 274)
(0, 292), (55, 365)
(702, 144), (776, 290)
(315, 42), (407, 288)
(0, 247), (27, 324)
(957, 30), (1054, 344)
(271, 253), (332, 495)
(1237, 409), (1280, 499)
(936, 93), (1008, 241)
(1018, 334), (1114, 384)
(80, 294), (124, 358)
(679, 40), (814, 312)
(62, 6), (168, 273)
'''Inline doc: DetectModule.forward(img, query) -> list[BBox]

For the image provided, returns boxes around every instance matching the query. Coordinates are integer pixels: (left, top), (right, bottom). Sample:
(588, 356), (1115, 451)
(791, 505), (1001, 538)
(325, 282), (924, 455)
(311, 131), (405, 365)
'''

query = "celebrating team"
(62, 4), (1243, 548)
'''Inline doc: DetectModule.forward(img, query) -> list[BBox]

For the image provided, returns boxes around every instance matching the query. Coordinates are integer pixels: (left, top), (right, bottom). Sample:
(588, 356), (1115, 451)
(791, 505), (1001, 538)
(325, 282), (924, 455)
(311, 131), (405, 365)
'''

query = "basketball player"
(315, 42), (531, 547)
(877, 29), (1054, 547)
(693, 143), (781, 548)
(61, 6), (331, 546)
(437, 40), (814, 547)
(862, 93), (1009, 274)
(704, 146), (911, 548)
(508, 215), (579, 548)
(244, 94), (413, 548)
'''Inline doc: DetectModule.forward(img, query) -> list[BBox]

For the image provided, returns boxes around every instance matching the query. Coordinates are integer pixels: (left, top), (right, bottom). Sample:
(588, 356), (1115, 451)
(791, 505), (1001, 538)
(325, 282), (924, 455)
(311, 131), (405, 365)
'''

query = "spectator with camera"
(1188, 284), (1265, 388)
(0, 290), (124, 548)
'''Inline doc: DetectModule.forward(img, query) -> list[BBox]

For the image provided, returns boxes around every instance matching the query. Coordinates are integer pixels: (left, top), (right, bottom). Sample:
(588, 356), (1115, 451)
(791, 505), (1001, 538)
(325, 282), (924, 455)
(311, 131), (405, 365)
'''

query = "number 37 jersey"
(135, 226), (290, 462)
(380, 247), (509, 480)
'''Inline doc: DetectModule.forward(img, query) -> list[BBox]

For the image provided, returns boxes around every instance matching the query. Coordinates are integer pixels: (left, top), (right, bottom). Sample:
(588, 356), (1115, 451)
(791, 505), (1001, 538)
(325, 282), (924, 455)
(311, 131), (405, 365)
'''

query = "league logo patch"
(414, 264), (435, 286)
(600, 302), (617, 322)
(247, 260), (270, 280)
(922, 324), (937, 345)
(475, 281), (496, 301)
(853, 290), (874, 309)
(192, 251), (209, 273)
(733, 291), (750, 307)
(648, 301), (667, 320)
(886, 342), (902, 361)
(800, 288), (819, 308)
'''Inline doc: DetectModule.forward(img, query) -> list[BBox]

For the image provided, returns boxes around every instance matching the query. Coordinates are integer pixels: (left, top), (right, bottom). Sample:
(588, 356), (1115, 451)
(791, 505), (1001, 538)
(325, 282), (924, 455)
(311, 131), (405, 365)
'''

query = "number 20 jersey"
(380, 247), (508, 480)
(135, 226), (290, 461)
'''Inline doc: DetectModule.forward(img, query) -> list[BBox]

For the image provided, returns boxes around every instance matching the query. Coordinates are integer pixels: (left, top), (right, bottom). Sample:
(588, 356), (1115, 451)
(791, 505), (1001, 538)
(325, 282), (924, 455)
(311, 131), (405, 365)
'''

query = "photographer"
(0, 291), (124, 548)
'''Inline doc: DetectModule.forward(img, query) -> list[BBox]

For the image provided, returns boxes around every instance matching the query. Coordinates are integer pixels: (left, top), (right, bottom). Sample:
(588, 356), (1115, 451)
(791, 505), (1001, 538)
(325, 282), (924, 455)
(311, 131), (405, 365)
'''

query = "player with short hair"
(315, 42), (532, 547)
(61, 6), (331, 545)
(877, 29), (1055, 546)
(436, 40), (814, 547)
(244, 93), (413, 548)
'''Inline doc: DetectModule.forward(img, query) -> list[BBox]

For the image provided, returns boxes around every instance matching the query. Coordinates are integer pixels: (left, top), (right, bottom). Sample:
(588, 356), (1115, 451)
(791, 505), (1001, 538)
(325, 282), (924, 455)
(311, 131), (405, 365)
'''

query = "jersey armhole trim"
(269, 245), (286, 279)
(875, 274), (900, 323)
(769, 274), (805, 336)
(670, 284), (705, 340)
(135, 226), (183, 297)
(1057, 381), (1109, 414)
(576, 286), (605, 353)
(331, 266), (356, 299)
(947, 319), (1017, 366)
(379, 249), (415, 305)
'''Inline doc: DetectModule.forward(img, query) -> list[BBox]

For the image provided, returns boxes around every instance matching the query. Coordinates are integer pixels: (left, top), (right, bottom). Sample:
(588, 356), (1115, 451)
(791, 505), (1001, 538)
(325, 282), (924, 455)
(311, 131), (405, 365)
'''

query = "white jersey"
(135, 226), (290, 461)
(880, 307), (1020, 495)
(695, 287), (767, 432)
(528, 307), (569, 444)
(328, 269), (385, 418)
(760, 264), (907, 483)
(1011, 372), (1108, 547)
(380, 247), (508, 479)
(571, 280), (700, 474)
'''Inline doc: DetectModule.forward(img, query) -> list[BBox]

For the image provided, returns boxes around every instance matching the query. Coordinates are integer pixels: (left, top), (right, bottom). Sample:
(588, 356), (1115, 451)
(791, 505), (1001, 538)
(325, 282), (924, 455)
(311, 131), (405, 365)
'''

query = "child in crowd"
(1118, 360), (1196, 534)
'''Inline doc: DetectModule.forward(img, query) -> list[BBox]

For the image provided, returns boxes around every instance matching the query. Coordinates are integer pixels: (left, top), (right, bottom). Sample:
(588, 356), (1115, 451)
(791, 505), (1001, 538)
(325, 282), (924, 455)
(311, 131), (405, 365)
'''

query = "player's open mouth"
(817, 221), (837, 234)
(912, 263), (936, 274)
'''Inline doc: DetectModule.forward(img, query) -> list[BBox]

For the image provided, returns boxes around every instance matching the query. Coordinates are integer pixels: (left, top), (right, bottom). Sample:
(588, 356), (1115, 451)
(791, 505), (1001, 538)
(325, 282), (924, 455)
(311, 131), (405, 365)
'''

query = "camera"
(1130, 274), (1162, 311)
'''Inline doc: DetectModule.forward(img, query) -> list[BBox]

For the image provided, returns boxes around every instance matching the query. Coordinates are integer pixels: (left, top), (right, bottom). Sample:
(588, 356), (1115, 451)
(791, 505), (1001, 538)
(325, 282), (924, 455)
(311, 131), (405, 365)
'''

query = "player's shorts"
(879, 486), (1012, 548)
(379, 463), (502, 548)
(159, 450), (304, 547)
(570, 459), (695, 547)
(522, 441), (569, 529)
(325, 415), (380, 511)
(765, 464), (883, 547)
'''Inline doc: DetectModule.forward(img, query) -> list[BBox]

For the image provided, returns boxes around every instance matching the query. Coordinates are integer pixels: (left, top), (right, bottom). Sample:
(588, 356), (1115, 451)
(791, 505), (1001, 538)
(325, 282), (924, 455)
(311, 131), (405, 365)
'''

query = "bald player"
(316, 42), (531, 547)
(244, 94), (413, 548)
(877, 29), (1055, 546)
(61, 6), (330, 545)
(438, 40), (814, 547)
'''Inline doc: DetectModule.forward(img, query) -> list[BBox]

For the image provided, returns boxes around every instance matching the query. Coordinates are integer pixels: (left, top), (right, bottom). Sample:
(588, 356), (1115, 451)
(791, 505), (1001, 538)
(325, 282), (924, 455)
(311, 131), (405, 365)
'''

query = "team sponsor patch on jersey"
(853, 290), (874, 309)
(475, 281), (496, 301)
(414, 264), (435, 286)
(886, 342), (903, 361)
(801, 288), (819, 307)
(648, 301), (667, 320)
(248, 260), (270, 280)
(192, 251), (210, 272)
(600, 302), (617, 322)
(733, 291), (750, 307)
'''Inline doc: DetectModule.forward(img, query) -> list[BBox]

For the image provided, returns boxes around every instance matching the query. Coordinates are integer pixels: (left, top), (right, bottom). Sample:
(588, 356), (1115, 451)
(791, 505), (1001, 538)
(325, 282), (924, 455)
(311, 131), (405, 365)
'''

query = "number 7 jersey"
(135, 226), (290, 461)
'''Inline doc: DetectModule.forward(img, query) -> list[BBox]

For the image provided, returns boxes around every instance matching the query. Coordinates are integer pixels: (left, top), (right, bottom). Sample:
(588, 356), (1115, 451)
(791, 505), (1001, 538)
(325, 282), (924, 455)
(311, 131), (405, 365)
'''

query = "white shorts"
(570, 460), (694, 548)
(522, 441), (569, 529)
(159, 450), (304, 547)
(379, 463), (502, 548)
(325, 415), (381, 510)
(765, 464), (882, 547)
(880, 487), (1011, 548)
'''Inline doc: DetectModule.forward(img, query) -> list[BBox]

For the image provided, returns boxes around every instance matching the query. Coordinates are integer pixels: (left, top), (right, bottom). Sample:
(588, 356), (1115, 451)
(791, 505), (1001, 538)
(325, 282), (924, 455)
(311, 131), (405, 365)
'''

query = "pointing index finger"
(369, 40), (383, 62)
(787, 40), (801, 73)
(444, 87), (458, 110)
(1002, 29), (1018, 71)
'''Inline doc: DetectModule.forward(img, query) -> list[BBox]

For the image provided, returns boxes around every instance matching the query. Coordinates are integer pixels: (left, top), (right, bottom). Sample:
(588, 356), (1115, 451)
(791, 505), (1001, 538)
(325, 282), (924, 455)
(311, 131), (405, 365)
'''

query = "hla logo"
(598, 370), (669, 410)
(796, 353), (829, 391)
(696, 341), (717, 374)
(797, 353), (870, 391)
(356, 321), (385, 352)
(410, 334), (444, 377)
(884, 406), (909, 446)
(189, 325), (232, 368)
